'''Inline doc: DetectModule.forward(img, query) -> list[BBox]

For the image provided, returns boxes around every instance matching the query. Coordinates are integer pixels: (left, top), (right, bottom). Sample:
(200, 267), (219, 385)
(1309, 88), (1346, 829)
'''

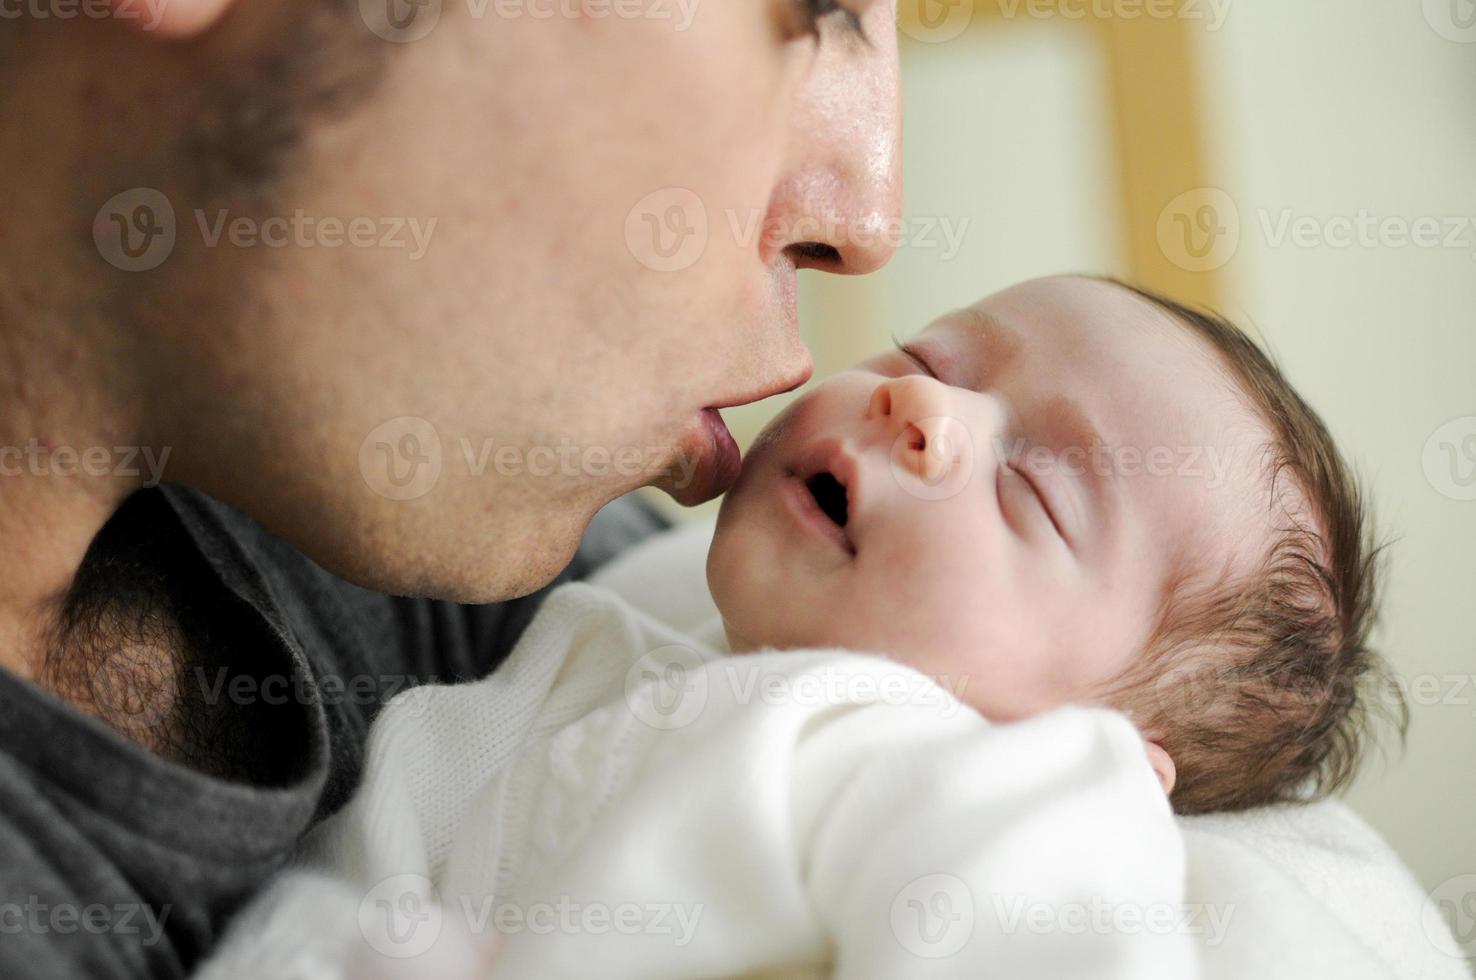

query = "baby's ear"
(1143, 740), (1177, 797)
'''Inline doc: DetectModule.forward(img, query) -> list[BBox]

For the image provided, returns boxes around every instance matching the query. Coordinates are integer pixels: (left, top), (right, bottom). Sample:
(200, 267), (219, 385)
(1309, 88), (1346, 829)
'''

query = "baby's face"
(708, 276), (1279, 722)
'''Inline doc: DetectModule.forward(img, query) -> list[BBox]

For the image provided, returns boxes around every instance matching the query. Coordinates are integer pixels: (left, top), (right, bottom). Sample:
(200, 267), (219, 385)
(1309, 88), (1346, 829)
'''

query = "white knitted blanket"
(198, 581), (1195, 979)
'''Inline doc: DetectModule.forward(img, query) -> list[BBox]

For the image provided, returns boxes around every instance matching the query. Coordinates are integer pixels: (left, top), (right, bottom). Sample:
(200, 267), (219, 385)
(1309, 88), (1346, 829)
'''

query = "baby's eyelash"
(892, 337), (938, 378)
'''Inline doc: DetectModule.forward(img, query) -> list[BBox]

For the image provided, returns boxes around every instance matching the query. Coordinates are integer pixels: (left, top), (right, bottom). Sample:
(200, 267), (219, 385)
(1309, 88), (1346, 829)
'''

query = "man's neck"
(0, 300), (148, 682)
(0, 459), (141, 682)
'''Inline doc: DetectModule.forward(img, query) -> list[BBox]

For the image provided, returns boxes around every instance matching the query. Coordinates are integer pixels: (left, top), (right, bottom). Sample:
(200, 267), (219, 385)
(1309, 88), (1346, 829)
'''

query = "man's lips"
(660, 359), (812, 507)
(660, 408), (742, 506)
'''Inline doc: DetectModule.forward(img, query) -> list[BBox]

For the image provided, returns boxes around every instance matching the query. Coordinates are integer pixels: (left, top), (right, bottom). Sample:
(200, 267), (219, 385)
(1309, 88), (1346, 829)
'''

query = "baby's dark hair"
(1097, 280), (1406, 815)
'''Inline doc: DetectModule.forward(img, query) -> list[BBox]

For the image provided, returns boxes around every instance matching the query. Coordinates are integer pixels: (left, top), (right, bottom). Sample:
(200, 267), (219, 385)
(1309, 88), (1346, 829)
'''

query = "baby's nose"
(866, 376), (966, 485)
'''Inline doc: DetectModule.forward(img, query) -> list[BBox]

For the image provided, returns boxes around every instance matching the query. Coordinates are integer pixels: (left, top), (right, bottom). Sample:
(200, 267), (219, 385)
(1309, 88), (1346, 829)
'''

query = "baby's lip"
(797, 435), (859, 483)
(792, 437), (864, 541)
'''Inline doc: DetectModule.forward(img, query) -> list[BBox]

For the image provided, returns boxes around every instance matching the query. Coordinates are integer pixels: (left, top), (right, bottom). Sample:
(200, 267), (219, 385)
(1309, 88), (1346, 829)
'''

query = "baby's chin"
(720, 624), (763, 656)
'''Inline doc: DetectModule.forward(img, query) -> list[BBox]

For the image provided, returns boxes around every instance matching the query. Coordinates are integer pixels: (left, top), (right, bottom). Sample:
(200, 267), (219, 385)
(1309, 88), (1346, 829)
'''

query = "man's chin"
(307, 507), (591, 605)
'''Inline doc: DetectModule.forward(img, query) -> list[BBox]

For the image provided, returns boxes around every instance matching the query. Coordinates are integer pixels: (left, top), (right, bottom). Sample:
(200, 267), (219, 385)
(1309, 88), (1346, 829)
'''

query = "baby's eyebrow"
(954, 308), (1024, 379)
(1039, 395), (1105, 453)
(924, 309), (1023, 390)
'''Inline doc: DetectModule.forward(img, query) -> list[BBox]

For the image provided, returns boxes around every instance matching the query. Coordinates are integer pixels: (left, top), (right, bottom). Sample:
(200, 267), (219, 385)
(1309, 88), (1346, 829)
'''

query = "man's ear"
(101, 0), (238, 39)
(1143, 740), (1177, 797)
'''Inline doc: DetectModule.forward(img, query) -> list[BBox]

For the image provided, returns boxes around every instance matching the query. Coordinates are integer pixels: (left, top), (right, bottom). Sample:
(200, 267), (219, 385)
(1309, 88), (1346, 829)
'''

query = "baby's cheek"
(892, 565), (1073, 717)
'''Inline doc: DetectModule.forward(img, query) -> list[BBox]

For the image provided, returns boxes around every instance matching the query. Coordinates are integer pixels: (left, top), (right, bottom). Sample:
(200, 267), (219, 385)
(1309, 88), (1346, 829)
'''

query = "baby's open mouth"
(805, 471), (849, 529)
(788, 440), (860, 555)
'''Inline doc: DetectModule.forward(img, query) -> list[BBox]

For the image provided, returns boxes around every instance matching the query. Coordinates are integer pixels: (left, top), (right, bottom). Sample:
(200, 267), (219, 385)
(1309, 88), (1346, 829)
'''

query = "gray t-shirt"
(0, 485), (664, 979)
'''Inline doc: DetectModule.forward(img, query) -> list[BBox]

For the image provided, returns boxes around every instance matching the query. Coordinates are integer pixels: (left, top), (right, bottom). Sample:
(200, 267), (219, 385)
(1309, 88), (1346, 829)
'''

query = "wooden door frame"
(897, 0), (1223, 308)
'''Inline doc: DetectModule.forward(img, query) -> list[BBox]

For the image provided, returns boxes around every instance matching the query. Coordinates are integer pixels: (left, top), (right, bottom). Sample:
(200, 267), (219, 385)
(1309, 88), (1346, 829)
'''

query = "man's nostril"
(789, 242), (842, 266)
(907, 423), (926, 453)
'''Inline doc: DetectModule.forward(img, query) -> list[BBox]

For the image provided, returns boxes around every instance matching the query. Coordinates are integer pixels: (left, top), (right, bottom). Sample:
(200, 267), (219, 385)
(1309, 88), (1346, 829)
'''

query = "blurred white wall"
(651, 2), (1475, 936)
(1193, 0), (1476, 921)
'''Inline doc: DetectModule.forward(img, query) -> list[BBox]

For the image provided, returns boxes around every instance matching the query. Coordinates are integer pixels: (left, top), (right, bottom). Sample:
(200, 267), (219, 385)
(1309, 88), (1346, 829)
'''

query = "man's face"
(708, 277), (1278, 721)
(105, 0), (901, 600)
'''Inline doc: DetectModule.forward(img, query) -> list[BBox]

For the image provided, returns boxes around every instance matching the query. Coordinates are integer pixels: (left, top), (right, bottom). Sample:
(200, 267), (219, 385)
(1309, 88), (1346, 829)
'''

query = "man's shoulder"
(0, 487), (667, 980)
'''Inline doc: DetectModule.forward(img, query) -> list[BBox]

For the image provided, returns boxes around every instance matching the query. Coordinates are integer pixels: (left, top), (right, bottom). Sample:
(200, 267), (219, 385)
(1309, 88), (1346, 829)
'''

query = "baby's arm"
(478, 649), (1195, 978)
(195, 642), (1194, 980)
(796, 699), (1195, 979)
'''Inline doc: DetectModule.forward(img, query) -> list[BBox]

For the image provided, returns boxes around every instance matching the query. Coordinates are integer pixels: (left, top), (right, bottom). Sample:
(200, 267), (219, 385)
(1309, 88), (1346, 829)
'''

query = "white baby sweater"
(198, 582), (1194, 979)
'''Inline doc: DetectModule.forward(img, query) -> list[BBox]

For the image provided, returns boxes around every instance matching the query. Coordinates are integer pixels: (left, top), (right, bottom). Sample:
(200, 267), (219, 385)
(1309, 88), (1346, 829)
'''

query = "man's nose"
(768, 13), (903, 276)
(866, 375), (967, 484)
